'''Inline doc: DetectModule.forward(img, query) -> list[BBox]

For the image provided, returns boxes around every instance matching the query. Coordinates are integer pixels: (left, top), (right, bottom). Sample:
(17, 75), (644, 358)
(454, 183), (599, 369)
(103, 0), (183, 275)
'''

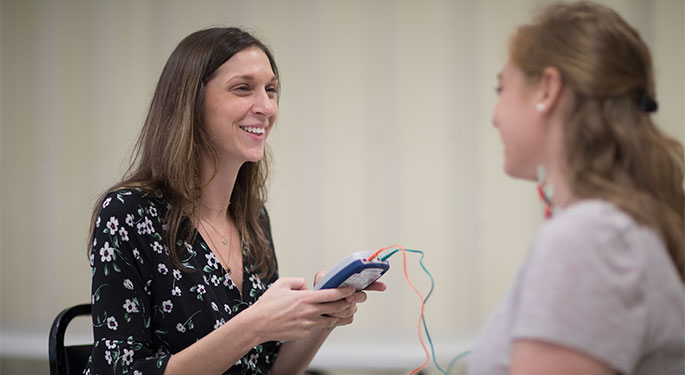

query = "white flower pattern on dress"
(106, 217), (119, 233)
(205, 253), (218, 269)
(162, 300), (173, 313)
(119, 227), (129, 241)
(137, 221), (149, 235)
(210, 274), (220, 286)
(125, 213), (135, 227)
(144, 217), (154, 234)
(123, 299), (138, 313)
(151, 241), (163, 254)
(249, 274), (264, 290)
(214, 318), (226, 329)
(223, 276), (234, 289)
(122, 348), (134, 365)
(100, 242), (114, 262)
(106, 316), (118, 330)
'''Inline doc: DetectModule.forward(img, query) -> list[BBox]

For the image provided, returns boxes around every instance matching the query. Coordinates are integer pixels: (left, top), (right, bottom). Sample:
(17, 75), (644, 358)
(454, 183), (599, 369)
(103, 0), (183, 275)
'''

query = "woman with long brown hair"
(85, 27), (384, 375)
(469, 2), (684, 374)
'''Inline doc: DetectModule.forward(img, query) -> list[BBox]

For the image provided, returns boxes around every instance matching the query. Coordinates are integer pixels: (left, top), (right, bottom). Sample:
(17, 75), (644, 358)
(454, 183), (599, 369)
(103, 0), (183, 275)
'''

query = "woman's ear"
(535, 66), (564, 114)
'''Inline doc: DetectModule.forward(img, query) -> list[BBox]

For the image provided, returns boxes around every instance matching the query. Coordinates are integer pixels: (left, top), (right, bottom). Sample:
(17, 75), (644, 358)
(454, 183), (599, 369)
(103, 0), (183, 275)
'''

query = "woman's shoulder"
(540, 199), (658, 246)
(99, 188), (168, 215)
(531, 199), (663, 275)
(551, 199), (632, 228)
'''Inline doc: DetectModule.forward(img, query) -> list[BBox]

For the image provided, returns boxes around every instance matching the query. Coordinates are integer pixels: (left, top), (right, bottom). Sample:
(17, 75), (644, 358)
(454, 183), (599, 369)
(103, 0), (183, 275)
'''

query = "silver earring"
(536, 103), (546, 112)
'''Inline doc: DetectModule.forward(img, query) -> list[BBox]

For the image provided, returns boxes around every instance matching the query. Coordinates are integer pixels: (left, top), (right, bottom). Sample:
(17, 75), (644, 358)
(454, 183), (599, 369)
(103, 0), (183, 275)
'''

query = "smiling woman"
(83, 27), (385, 375)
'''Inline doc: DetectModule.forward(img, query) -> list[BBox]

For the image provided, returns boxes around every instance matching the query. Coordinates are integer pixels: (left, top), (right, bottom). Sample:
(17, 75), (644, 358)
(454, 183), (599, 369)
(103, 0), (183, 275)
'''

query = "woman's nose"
(252, 89), (276, 118)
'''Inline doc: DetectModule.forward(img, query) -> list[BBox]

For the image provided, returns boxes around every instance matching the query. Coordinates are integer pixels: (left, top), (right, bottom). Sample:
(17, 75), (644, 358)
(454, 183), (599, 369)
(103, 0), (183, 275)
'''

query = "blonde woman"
(469, 2), (684, 375)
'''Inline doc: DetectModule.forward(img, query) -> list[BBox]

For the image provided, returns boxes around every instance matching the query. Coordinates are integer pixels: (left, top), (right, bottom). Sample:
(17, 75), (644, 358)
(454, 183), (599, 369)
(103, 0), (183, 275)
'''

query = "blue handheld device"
(313, 250), (390, 291)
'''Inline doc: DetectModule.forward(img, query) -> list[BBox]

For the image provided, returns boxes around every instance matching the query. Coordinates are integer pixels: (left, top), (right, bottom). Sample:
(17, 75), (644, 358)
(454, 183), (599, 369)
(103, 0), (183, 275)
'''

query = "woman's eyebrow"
(227, 74), (279, 83)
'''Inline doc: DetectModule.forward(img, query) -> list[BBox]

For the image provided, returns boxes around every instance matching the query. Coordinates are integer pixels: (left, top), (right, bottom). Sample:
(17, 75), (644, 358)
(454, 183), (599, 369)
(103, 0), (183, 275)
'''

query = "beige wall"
(1, 0), (683, 369)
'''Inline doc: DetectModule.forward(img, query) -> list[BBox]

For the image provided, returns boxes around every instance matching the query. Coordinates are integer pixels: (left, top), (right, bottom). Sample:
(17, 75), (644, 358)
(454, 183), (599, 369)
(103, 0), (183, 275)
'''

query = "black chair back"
(48, 304), (92, 375)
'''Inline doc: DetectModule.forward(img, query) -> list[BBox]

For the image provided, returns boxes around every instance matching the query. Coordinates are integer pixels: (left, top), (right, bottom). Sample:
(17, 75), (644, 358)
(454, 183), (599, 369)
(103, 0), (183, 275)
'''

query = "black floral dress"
(84, 189), (281, 375)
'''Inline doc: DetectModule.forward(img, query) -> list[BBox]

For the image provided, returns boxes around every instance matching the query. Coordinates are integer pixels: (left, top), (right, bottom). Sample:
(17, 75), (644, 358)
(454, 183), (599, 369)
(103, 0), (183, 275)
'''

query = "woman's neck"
(197, 156), (242, 221)
(540, 107), (578, 210)
(544, 167), (577, 209)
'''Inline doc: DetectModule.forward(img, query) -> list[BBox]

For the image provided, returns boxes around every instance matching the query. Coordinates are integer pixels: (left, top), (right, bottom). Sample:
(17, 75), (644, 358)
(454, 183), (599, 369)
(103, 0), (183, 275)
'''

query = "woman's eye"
(233, 85), (251, 93)
(266, 86), (279, 98)
(494, 86), (503, 95)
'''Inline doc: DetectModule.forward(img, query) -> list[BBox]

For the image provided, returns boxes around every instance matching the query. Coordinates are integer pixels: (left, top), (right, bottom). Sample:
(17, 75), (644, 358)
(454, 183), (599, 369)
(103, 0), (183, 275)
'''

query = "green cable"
(381, 248), (449, 374)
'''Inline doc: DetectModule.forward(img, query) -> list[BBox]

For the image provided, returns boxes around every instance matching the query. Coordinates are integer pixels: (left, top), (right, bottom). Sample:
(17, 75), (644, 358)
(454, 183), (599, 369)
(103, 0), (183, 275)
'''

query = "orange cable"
(367, 244), (395, 261)
(368, 244), (430, 374)
(398, 245), (430, 374)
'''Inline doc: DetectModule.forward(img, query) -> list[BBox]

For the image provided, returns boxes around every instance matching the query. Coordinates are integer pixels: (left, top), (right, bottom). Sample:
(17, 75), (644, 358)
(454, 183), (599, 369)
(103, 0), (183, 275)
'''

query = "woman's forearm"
(164, 308), (263, 375)
(271, 327), (334, 375)
(164, 278), (358, 374)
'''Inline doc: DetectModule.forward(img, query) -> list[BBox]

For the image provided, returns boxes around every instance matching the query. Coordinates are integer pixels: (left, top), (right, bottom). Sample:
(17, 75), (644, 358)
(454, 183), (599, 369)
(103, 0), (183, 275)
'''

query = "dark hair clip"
(639, 93), (658, 113)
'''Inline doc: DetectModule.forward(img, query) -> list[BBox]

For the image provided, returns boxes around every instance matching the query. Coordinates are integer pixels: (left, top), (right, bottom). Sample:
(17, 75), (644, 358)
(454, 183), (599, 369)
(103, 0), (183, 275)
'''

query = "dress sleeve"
(86, 191), (170, 375)
(511, 209), (647, 374)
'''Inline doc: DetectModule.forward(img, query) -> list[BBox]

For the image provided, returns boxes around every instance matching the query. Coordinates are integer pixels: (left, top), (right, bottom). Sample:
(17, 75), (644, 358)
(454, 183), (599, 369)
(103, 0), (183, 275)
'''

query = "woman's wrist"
(231, 305), (267, 346)
(311, 325), (335, 337)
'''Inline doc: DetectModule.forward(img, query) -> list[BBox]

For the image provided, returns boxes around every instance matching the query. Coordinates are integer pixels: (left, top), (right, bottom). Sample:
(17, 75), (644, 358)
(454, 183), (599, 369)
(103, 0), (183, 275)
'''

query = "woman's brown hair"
(510, 1), (684, 281)
(88, 27), (279, 279)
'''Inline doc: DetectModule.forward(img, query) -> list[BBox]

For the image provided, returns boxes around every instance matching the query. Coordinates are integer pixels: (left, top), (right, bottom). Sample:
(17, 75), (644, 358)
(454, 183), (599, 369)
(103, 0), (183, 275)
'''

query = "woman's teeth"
(242, 127), (265, 135)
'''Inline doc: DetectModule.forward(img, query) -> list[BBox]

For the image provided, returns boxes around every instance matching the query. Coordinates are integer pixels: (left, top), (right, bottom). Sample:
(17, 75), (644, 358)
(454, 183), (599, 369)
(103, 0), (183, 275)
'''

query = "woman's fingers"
(326, 304), (358, 319)
(313, 270), (326, 286)
(345, 291), (367, 304)
(306, 286), (356, 303)
(363, 281), (387, 292)
(316, 298), (353, 315)
(315, 312), (343, 327)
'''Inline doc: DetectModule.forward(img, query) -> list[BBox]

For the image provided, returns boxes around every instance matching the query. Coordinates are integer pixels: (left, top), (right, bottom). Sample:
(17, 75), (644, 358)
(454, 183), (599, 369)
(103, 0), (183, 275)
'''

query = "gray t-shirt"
(468, 200), (684, 375)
